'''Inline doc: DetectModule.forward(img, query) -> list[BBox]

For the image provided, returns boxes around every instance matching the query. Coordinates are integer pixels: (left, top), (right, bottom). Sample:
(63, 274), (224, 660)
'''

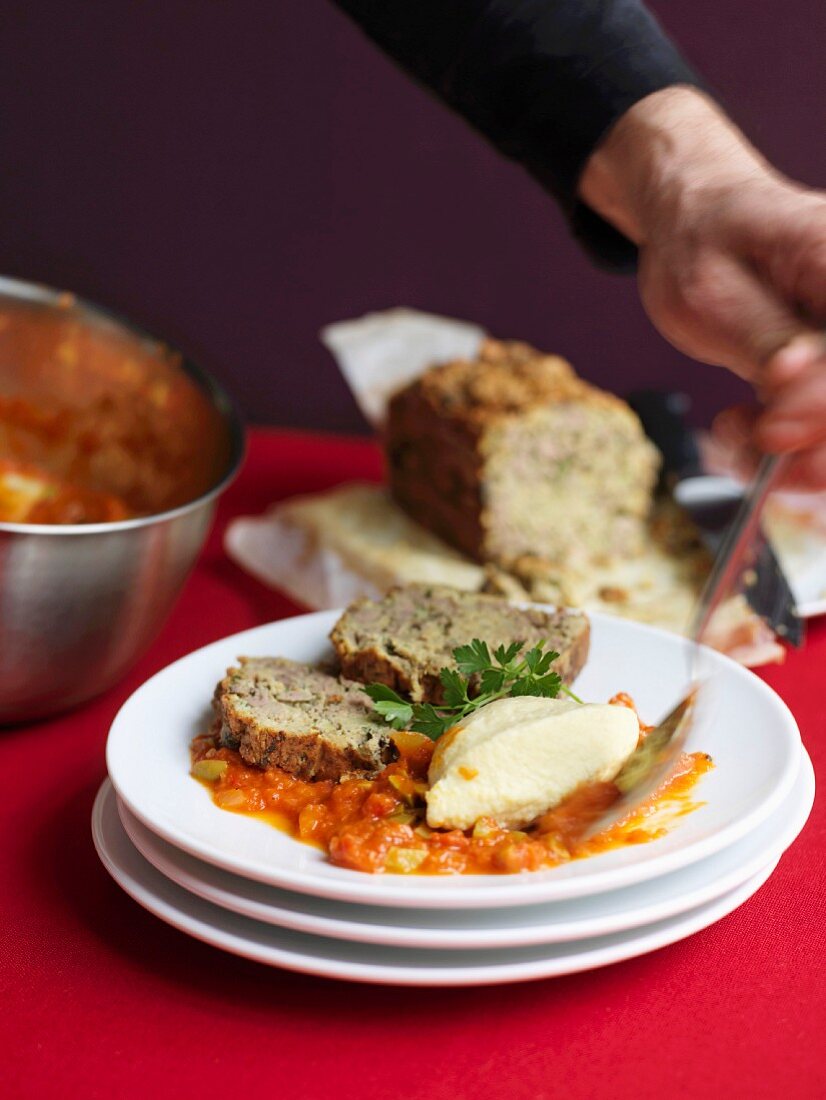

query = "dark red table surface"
(3, 429), (825, 1100)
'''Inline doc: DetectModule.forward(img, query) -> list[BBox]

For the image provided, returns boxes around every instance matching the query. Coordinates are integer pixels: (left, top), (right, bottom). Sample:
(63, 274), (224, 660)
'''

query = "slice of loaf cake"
(386, 338), (660, 570)
(214, 657), (398, 780)
(330, 583), (590, 704)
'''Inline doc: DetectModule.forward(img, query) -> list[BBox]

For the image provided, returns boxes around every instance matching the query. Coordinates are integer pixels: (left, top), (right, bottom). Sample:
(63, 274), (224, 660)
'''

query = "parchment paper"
(321, 307), (484, 427)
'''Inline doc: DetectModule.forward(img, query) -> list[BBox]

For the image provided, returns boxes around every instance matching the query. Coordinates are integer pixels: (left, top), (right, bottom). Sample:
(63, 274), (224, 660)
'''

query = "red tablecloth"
(4, 429), (825, 1100)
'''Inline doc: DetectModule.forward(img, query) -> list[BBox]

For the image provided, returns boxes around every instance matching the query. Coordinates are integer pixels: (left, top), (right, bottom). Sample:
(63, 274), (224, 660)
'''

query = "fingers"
(741, 202), (826, 475)
(641, 252), (817, 383)
(763, 333), (826, 388)
(781, 446), (826, 489)
(706, 261), (820, 379)
(755, 357), (826, 453)
(646, 253), (826, 479)
(749, 196), (826, 388)
(636, 178), (826, 488)
(708, 405), (761, 479)
(712, 404), (760, 449)
(713, 405), (826, 489)
(758, 199), (826, 326)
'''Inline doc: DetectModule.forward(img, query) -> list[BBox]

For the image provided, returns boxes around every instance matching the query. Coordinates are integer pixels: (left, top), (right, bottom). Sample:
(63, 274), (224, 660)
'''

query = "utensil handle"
(627, 390), (704, 482)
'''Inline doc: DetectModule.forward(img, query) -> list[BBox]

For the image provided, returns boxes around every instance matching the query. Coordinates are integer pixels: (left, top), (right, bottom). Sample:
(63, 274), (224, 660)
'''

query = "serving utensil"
(629, 390), (802, 644)
(689, 453), (792, 643)
(584, 453), (789, 838)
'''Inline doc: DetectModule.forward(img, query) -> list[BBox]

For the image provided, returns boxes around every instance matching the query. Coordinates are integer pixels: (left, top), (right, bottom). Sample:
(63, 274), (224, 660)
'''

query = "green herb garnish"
(365, 638), (583, 741)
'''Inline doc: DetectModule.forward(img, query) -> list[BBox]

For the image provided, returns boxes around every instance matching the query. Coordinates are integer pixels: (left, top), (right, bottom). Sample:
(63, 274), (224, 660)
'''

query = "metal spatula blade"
(580, 690), (696, 840)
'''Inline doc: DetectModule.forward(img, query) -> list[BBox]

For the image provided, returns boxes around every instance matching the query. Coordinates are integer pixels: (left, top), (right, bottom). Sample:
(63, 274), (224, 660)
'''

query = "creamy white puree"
(425, 695), (639, 830)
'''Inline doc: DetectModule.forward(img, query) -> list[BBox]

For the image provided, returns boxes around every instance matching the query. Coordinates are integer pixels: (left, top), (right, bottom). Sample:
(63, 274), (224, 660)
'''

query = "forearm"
(333, 3), (826, 485)
(331, 0), (701, 267)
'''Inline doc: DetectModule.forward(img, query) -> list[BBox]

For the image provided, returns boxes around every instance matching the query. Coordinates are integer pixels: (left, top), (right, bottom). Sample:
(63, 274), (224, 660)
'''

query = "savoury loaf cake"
(214, 657), (397, 781)
(330, 583), (590, 704)
(386, 338), (660, 570)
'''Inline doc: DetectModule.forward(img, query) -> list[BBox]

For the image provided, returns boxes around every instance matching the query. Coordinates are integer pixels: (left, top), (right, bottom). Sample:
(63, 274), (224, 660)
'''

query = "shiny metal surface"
(585, 456), (789, 839)
(690, 454), (790, 645)
(582, 691), (697, 840)
(630, 389), (800, 643)
(674, 474), (803, 645)
(0, 275), (244, 722)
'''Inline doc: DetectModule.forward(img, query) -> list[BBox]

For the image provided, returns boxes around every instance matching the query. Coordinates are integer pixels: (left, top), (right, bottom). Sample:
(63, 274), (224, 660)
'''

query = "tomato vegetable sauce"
(0, 458), (131, 524)
(190, 695), (712, 876)
(0, 392), (132, 523)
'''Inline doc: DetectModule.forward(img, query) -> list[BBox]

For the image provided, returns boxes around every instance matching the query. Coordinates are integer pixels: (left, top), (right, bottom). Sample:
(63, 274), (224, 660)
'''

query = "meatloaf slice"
(330, 583), (590, 704)
(385, 338), (660, 570)
(214, 657), (397, 781)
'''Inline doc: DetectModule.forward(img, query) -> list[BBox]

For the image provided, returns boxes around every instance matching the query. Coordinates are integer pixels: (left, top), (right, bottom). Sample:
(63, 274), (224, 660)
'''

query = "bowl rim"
(0, 273), (246, 536)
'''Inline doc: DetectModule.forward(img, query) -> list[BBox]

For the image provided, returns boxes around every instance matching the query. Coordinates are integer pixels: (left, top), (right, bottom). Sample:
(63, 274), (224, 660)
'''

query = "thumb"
(762, 333), (826, 390)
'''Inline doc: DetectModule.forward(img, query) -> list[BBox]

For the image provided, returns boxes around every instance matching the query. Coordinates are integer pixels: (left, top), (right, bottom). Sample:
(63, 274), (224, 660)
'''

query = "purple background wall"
(1, 2), (823, 433)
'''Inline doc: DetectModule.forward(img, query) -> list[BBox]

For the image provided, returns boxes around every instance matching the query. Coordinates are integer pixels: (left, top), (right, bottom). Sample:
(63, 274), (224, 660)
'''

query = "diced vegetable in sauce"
(189, 704), (712, 877)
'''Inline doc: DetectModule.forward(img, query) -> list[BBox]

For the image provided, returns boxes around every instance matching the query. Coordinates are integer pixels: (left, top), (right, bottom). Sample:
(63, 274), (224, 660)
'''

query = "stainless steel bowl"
(0, 275), (244, 723)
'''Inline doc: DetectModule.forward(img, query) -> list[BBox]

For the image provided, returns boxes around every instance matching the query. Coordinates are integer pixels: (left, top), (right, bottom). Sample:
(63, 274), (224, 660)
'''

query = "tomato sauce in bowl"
(191, 696), (712, 876)
(0, 458), (131, 524)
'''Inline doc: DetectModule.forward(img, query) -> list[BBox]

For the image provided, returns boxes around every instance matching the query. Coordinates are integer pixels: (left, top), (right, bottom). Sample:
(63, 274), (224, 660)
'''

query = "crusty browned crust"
(213, 657), (397, 781)
(386, 341), (561, 561)
(386, 381), (486, 560)
(334, 646), (447, 706)
(330, 583), (590, 704)
(335, 632), (589, 706)
(385, 337), (658, 566)
(388, 338), (631, 430)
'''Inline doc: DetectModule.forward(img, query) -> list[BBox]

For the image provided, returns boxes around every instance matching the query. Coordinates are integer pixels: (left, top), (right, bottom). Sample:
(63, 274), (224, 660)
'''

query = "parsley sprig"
(365, 638), (583, 741)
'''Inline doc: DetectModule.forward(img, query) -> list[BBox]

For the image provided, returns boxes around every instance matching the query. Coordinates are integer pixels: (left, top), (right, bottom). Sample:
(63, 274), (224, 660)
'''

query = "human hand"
(580, 87), (826, 488)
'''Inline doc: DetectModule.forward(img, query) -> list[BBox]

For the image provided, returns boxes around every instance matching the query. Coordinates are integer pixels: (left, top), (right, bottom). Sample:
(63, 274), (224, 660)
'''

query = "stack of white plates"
(97, 611), (814, 987)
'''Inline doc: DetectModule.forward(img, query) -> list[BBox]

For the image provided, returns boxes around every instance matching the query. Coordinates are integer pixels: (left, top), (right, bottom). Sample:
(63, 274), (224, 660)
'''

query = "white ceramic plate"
(93, 781), (780, 987)
(778, 539), (822, 620)
(115, 745), (813, 948)
(106, 610), (802, 909)
(106, 609), (802, 909)
(762, 501), (826, 618)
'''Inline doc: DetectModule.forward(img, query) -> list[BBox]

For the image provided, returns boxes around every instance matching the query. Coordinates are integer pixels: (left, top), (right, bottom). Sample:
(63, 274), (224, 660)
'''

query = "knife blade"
(689, 452), (796, 644)
(583, 451), (792, 841)
(628, 390), (803, 646)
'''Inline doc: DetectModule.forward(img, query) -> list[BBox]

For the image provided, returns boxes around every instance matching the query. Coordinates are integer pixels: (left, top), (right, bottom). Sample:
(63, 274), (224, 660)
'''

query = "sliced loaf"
(386, 338), (660, 570)
(330, 583), (590, 704)
(214, 656), (397, 780)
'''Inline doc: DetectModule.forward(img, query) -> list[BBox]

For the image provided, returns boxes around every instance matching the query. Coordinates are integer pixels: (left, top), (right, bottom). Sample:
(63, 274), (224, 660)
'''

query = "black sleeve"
(331, 1), (702, 270)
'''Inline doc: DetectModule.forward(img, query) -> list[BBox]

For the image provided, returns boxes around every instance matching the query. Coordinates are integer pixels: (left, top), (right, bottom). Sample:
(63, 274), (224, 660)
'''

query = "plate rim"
(113, 745), (813, 949)
(105, 608), (803, 910)
(799, 596), (826, 619)
(92, 780), (780, 988)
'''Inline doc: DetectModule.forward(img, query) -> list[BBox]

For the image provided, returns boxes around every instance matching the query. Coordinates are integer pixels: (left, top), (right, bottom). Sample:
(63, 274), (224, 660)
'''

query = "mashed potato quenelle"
(425, 695), (640, 830)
